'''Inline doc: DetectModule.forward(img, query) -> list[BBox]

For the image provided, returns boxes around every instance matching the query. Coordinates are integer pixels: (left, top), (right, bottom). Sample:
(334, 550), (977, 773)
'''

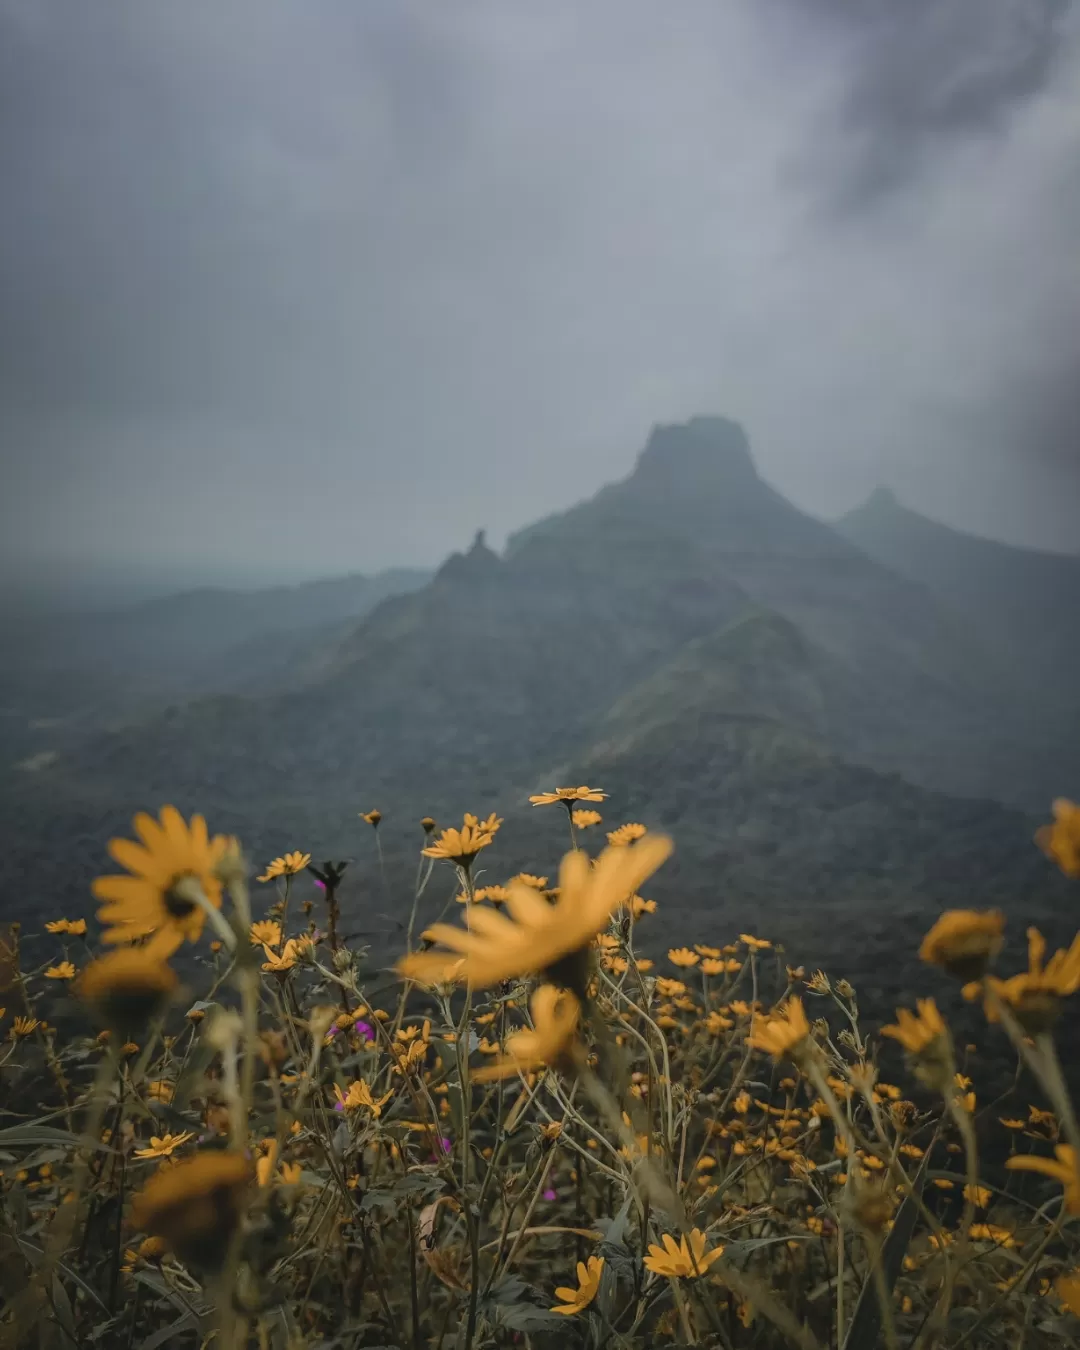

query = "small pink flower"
(354, 1020), (374, 1041)
(542, 1187), (557, 1202)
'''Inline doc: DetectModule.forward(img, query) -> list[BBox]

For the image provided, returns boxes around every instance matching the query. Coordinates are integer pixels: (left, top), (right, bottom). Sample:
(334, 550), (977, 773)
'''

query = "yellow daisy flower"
(257, 851), (311, 883)
(606, 823), (647, 846)
(668, 947), (699, 968)
(551, 1255), (604, 1315)
(334, 1080), (393, 1115)
(748, 997), (811, 1062)
(133, 1132), (195, 1159)
(530, 786), (607, 806)
(1036, 798), (1080, 877)
(45, 962), (76, 980)
(92, 806), (230, 957)
(422, 813), (502, 865)
(249, 920), (282, 947)
(644, 1229), (724, 1279)
(919, 909), (1004, 981)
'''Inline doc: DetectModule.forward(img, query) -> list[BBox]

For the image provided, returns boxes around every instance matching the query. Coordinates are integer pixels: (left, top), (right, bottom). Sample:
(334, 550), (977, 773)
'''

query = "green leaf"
(0, 1124), (109, 1151)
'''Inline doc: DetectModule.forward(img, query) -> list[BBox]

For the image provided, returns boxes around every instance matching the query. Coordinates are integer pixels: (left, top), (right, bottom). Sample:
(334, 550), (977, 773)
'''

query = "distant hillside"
(837, 488), (1080, 720)
(5, 417), (1074, 1009)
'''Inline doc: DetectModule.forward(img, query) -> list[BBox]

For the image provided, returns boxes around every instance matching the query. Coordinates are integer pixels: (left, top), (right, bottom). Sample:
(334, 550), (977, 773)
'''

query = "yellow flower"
(398, 835), (672, 992)
(740, 934), (772, 950)
(668, 947), (699, 968)
(1006, 1145), (1080, 1213)
(1056, 1270), (1080, 1316)
(473, 985), (581, 1082)
(261, 938), (311, 973)
(257, 851), (311, 882)
(146, 1080), (174, 1104)
(976, 927), (1080, 1033)
(695, 945), (722, 959)
(968, 1223), (1016, 1247)
(606, 823), (647, 846)
(551, 1255), (604, 1315)
(964, 1184), (992, 1208)
(530, 786), (607, 806)
(250, 920), (282, 947)
(748, 997), (811, 1061)
(1036, 798), (1080, 877)
(45, 962), (76, 980)
(422, 813), (502, 865)
(131, 1151), (252, 1269)
(11, 1016), (39, 1038)
(93, 806), (230, 957)
(643, 1229), (724, 1279)
(79, 949), (178, 1036)
(456, 885), (512, 906)
(510, 873), (548, 889)
(700, 959), (725, 976)
(334, 1080), (393, 1115)
(360, 809), (382, 827)
(134, 1132), (195, 1160)
(654, 977), (686, 997)
(881, 999), (947, 1055)
(919, 910), (1004, 981)
(627, 894), (656, 919)
(44, 918), (87, 935)
(571, 809), (602, 829)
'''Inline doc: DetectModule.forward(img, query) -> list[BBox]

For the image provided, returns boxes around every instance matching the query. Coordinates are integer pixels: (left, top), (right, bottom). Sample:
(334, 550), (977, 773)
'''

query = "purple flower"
(326, 1025), (339, 1039)
(440, 1135), (452, 1153)
(334, 1099), (345, 1112)
(354, 1020), (374, 1042)
(542, 1188), (557, 1202)
(314, 879), (326, 891)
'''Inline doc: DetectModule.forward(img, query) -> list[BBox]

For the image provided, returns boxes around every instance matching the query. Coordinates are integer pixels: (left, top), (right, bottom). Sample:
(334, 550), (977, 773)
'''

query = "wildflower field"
(2, 792), (1080, 1349)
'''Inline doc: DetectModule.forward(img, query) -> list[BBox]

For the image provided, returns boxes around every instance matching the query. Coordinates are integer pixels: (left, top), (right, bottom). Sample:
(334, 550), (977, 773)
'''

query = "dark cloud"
(0, 0), (1077, 592)
(787, 0), (1076, 207)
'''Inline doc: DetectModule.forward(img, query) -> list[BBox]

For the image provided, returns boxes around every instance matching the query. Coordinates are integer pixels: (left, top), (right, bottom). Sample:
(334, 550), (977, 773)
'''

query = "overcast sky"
(2, 0), (1079, 598)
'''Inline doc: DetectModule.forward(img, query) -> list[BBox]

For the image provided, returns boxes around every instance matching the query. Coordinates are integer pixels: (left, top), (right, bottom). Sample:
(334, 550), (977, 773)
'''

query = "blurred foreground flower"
(131, 1150), (252, 1269)
(919, 909), (1004, 981)
(79, 948), (177, 1037)
(974, 927), (1080, 1034)
(93, 806), (229, 957)
(1036, 798), (1080, 878)
(398, 835), (672, 993)
(749, 997), (811, 1063)
(1006, 1145), (1080, 1213)
(473, 985), (581, 1082)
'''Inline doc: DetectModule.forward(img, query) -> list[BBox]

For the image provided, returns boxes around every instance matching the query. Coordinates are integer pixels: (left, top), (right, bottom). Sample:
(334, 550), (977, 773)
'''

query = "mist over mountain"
(3, 416), (1073, 1010)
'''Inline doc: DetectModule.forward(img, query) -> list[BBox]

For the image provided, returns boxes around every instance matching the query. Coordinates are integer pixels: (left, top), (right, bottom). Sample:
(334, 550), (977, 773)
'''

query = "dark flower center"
(163, 874), (199, 919)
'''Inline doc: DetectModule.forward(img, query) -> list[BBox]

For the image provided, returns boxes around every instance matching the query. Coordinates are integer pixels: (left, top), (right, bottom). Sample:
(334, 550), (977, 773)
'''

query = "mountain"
(0, 566), (430, 764)
(836, 487), (1080, 721)
(5, 418), (1073, 1007)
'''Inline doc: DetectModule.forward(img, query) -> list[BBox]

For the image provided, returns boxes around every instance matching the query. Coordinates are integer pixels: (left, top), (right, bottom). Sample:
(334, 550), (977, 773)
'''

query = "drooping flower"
(509, 873), (548, 890)
(881, 999), (947, 1055)
(748, 997), (811, 1062)
(1035, 799), (1080, 878)
(530, 786), (607, 806)
(11, 1016), (40, 1038)
(261, 938), (311, 974)
(740, 934), (772, 951)
(1006, 1145), (1080, 1213)
(133, 1132), (195, 1160)
(45, 962), (76, 980)
(919, 910), (1004, 981)
(397, 835), (673, 993)
(93, 806), (230, 958)
(473, 985), (581, 1082)
(334, 1079), (393, 1116)
(606, 823), (647, 846)
(79, 948), (178, 1037)
(360, 809), (382, 828)
(551, 1255), (604, 1315)
(257, 851), (312, 883)
(422, 813), (502, 866)
(131, 1150), (252, 1269)
(643, 1229), (724, 1279)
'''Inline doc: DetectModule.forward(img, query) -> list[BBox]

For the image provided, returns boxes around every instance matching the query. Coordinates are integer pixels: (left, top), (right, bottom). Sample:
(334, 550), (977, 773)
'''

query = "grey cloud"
(1, 0), (1078, 592)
